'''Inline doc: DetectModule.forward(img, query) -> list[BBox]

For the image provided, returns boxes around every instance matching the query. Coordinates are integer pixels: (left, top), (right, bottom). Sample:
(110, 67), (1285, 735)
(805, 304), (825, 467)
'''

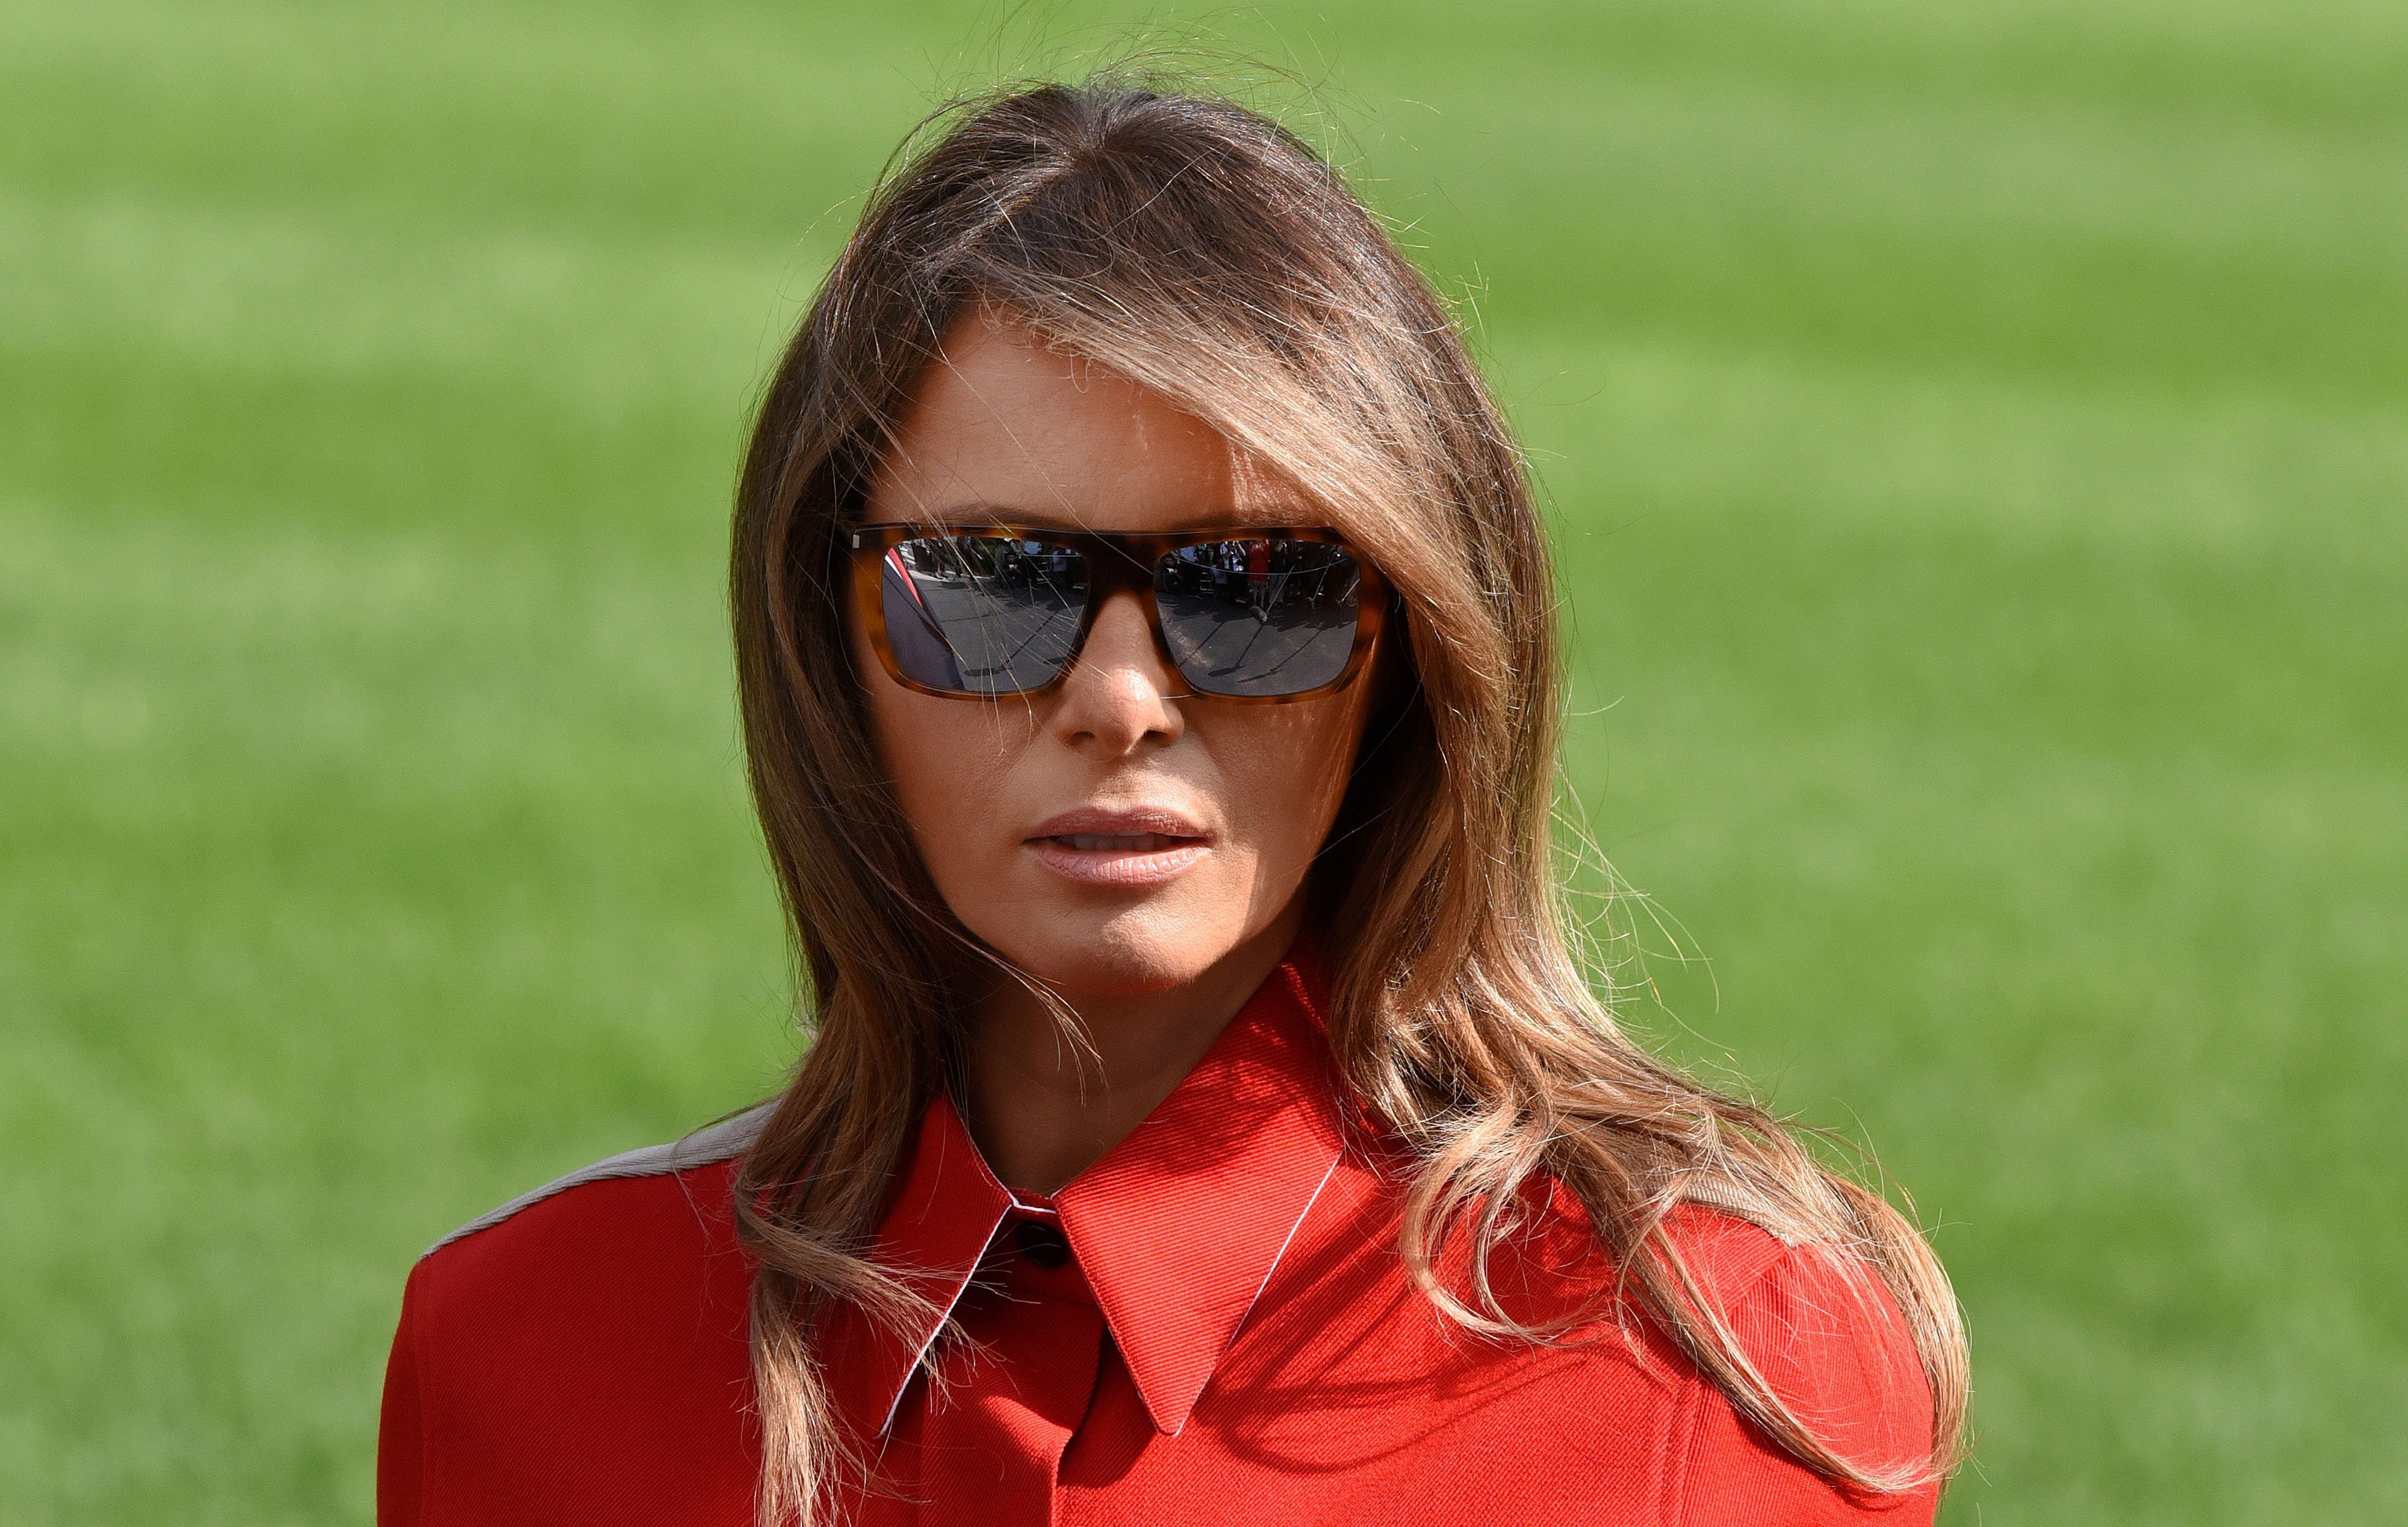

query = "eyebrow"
(861, 501), (1061, 531)
(857, 500), (1292, 533)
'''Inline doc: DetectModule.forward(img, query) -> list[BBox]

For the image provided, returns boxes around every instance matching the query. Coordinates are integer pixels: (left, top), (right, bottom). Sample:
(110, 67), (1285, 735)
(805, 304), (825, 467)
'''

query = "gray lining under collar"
(421, 1101), (778, 1259)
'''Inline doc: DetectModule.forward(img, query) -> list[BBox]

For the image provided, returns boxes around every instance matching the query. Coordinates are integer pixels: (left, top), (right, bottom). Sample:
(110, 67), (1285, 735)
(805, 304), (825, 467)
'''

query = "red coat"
(379, 939), (1937, 1525)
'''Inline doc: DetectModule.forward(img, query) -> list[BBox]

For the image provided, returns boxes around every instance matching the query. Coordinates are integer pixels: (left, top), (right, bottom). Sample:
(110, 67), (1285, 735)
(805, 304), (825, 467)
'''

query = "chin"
(979, 899), (1240, 999)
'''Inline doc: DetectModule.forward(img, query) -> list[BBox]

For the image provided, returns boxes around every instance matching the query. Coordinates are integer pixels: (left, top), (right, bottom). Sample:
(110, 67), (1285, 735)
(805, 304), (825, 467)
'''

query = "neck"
(961, 899), (1306, 1195)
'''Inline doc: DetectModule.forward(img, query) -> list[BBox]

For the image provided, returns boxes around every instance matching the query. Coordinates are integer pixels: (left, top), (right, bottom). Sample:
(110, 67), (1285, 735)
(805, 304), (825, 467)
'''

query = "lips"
(1024, 806), (1211, 888)
(1050, 832), (1194, 852)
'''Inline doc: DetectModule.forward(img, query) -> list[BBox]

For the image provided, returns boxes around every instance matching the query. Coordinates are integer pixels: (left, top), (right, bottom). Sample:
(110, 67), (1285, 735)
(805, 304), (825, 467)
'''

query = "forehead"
(863, 311), (1305, 533)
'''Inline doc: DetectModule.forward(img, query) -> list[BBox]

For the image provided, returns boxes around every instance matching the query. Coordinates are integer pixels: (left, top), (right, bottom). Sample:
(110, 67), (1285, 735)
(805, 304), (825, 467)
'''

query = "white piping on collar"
(1166, 1145), (1344, 1439)
(875, 1203), (1012, 1437)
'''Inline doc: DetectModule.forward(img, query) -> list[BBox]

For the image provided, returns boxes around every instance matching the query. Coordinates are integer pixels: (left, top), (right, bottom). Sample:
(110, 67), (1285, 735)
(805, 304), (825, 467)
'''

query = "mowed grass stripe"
(2, 500), (787, 1518)
(10, 184), (2403, 556)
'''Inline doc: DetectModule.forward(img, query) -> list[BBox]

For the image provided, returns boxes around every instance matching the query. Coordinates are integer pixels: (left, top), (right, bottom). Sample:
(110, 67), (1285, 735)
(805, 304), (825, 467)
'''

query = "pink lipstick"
(1023, 806), (1211, 888)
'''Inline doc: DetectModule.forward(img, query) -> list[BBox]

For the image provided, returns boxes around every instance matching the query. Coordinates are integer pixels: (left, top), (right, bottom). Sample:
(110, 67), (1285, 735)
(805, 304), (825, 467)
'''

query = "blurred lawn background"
(4, 1), (2403, 1522)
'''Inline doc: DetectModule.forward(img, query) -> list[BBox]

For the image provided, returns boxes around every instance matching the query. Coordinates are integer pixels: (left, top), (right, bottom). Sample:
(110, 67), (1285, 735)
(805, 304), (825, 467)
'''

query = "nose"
(1049, 590), (1185, 755)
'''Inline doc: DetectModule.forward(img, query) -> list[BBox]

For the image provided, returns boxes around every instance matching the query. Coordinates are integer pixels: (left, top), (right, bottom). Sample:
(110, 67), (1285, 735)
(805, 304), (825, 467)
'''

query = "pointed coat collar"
(819, 931), (1347, 1442)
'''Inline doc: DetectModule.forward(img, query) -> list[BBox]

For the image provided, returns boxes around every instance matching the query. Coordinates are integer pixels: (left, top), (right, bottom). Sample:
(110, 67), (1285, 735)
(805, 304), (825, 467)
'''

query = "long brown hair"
(728, 75), (1967, 1526)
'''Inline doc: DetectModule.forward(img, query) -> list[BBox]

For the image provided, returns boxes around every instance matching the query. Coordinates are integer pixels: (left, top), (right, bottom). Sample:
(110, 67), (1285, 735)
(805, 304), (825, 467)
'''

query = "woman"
(378, 79), (1967, 1527)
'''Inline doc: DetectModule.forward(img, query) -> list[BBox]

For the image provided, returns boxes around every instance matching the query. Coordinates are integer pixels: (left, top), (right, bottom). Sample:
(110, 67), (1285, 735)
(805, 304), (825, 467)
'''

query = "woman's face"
(850, 312), (1382, 998)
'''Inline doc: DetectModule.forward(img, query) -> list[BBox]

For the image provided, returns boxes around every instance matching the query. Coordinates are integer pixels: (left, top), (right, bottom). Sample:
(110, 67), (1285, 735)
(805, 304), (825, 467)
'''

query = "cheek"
(851, 622), (1026, 890)
(867, 686), (1022, 873)
(1202, 696), (1372, 878)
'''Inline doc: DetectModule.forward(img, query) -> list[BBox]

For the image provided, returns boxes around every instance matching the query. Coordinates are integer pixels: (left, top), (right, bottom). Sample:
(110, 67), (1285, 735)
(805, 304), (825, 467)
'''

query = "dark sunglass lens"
(1155, 539), (1363, 698)
(879, 536), (1088, 694)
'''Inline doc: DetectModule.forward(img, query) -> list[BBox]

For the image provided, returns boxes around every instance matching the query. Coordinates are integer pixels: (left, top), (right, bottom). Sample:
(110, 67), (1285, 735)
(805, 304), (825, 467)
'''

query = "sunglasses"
(848, 524), (1389, 702)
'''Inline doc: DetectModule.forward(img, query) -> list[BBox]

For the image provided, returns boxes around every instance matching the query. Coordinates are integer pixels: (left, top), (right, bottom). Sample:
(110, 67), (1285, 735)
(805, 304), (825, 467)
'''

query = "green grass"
(3, 2), (2401, 1521)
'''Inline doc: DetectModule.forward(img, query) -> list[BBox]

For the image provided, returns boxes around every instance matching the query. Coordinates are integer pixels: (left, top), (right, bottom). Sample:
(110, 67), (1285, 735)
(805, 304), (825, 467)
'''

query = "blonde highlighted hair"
(728, 75), (1967, 1526)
